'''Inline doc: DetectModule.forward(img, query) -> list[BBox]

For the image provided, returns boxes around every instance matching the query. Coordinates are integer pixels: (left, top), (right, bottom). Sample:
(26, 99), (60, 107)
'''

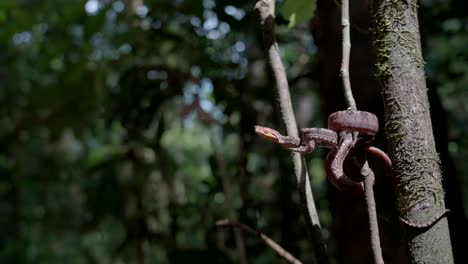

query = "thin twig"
(254, 1), (328, 263)
(340, 1), (384, 263)
(333, 0), (370, 35)
(340, 0), (357, 110)
(216, 219), (303, 264)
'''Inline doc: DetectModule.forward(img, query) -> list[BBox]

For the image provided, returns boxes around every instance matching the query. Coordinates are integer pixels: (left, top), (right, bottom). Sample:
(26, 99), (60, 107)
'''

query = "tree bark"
(370, 1), (453, 263)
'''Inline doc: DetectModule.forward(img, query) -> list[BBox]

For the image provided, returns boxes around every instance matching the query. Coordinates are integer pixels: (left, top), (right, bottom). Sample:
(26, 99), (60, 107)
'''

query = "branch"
(216, 219), (303, 264)
(340, 0), (357, 110)
(340, 1), (384, 263)
(254, 1), (328, 263)
(333, 0), (370, 35)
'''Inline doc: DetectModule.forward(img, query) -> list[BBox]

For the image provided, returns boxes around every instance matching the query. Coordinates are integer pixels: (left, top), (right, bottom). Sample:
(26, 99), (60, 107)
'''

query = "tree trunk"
(370, 1), (454, 263)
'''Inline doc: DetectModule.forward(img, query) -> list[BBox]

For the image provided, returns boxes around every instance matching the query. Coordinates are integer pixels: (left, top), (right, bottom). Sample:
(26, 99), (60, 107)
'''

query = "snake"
(325, 132), (367, 193)
(325, 110), (386, 193)
(254, 126), (337, 154)
(328, 110), (379, 137)
(255, 111), (449, 227)
(255, 110), (391, 194)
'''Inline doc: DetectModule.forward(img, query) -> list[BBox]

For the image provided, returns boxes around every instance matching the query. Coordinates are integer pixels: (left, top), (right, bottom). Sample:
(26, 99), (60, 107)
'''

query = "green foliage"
(2, 0), (310, 262)
(281, 0), (317, 28)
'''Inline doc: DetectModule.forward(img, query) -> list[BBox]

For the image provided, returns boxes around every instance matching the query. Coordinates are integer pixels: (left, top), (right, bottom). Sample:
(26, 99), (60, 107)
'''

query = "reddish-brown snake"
(255, 110), (449, 228)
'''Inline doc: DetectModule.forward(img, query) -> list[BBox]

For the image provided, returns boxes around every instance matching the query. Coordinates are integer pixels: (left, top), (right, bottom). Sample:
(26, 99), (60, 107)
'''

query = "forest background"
(1, 0), (467, 263)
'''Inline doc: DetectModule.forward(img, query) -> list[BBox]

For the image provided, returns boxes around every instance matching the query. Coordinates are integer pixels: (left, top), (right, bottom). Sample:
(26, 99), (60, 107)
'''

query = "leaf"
(86, 145), (128, 169)
(281, 0), (317, 28)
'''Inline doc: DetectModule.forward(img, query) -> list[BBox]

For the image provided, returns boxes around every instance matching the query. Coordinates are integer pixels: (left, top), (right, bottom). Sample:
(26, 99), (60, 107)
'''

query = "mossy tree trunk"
(370, 1), (453, 263)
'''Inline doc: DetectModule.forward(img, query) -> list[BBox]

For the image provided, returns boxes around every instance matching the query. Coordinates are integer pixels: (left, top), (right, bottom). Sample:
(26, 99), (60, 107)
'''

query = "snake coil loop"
(328, 110), (379, 136)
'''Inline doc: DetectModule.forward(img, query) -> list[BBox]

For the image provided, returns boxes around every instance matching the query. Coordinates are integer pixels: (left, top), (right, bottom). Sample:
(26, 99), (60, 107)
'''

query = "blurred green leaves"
(1, 0), (467, 263)
(281, 0), (317, 28)
(86, 145), (129, 169)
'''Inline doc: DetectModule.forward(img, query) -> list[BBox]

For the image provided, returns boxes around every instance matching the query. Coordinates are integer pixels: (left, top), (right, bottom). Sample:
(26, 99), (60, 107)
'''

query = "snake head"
(255, 125), (303, 150)
(255, 125), (282, 143)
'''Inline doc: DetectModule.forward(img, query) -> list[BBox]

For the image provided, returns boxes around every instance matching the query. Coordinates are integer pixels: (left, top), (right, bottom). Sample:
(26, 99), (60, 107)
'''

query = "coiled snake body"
(255, 110), (449, 228)
(255, 110), (389, 193)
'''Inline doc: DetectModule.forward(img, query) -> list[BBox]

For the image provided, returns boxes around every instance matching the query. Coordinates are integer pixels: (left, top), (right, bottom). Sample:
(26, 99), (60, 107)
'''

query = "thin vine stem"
(340, 0), (357, 110)
(340, 0), (384, 263)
